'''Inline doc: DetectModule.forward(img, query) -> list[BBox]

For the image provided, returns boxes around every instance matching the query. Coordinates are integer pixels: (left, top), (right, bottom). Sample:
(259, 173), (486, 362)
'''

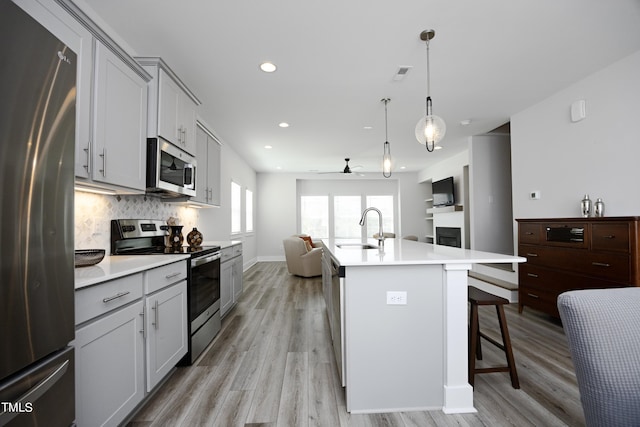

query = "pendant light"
(415, 29), (446, 152)
(382, 98), (392, 178)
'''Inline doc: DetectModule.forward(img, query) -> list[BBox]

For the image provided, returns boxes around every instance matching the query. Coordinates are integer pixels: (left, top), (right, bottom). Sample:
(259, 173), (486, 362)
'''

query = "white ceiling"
(79, 0), (640, 174)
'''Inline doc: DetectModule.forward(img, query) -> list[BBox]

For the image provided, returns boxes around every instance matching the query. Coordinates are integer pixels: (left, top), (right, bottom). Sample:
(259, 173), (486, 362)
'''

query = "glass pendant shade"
(382, 141), (391, 178)
(415, 113), (446, 149)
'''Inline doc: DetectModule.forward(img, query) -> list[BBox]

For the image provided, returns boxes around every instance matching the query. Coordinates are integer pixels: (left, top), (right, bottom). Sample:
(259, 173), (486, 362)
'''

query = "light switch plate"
(571, 100), (586, 122)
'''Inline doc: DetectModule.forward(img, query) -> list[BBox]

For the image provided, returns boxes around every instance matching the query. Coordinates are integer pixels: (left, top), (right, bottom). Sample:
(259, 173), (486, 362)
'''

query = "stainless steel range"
(111, 219), (221, 364)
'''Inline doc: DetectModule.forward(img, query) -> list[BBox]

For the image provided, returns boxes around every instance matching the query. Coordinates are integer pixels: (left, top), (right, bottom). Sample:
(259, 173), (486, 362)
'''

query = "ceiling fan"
(319, 158), (364, 176)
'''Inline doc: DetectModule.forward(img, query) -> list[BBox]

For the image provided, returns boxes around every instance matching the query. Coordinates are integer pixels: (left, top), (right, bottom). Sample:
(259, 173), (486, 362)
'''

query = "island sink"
(336, 243), (379, 250)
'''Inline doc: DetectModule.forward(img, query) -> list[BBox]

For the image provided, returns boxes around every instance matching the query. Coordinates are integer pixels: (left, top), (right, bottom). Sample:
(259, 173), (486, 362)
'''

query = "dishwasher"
(329, 255), (346, 387)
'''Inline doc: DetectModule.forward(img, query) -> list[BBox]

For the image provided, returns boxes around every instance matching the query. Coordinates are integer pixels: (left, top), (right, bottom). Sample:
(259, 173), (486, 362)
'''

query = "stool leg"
(468, 303), (479, 387)
(496, 305), (520, 389)
(476, 316), (483, 360)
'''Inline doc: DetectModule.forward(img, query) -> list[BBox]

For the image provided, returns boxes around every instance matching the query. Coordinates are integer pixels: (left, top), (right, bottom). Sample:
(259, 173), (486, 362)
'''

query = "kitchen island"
(321, 238), (525, 415)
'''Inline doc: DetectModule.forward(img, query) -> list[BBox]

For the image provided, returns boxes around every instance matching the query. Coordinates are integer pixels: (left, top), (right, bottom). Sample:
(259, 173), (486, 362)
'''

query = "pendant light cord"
(425, 36), (431, 101)
(384, 99), (389, 142)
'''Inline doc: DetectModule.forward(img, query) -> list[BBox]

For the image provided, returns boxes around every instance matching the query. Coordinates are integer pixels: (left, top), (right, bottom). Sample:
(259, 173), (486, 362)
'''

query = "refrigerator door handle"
(0, 360), (69, 425)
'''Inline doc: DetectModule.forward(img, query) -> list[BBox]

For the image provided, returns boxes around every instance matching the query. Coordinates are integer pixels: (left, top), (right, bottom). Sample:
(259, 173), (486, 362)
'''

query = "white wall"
(198, 142), (257, 268)
(256, 172), (427, 260)
(511, 49), (640, 219)
(418, 151), (469, 199)
(256, 173), (298, 260)
(468, 134), (513, 255)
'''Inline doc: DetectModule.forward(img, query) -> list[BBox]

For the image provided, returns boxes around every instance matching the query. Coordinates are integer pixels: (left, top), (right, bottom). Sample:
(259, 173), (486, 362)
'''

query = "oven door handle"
(192, 252), (221, 267)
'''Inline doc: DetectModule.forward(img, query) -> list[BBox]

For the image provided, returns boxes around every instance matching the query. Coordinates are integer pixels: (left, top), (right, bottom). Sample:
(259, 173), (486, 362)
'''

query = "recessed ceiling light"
(363, 126), (373, 130)
(400, 166), (406, 170)
(435, 145), (443, 150)
(278, 122), (289, 128)
(276, 166), (282, 170)
(264, 145), (273, 149)
(260, 62), (277, 73)
(460, 119), (472, 126)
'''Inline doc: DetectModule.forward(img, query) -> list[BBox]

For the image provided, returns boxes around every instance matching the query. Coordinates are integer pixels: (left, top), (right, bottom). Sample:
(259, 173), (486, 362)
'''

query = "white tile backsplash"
(75, 191), (200, 252)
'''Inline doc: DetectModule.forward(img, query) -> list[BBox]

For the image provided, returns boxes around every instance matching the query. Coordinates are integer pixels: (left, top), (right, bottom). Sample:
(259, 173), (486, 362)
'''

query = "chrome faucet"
(359, 207), (385, 247)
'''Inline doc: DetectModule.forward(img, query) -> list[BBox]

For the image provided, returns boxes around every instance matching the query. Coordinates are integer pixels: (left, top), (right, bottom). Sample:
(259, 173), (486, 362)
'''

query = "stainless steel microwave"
(146, 138), (196, 198)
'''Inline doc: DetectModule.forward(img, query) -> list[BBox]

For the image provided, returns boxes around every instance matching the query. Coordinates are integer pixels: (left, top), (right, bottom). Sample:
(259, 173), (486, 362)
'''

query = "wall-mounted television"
(432, 176), (455, 207)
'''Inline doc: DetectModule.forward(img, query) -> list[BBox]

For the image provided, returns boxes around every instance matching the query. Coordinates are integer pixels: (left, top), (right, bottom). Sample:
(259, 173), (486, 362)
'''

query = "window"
(365, 195), (394, 237)
(245, 189), (253, 232)
(334, 196), (361, 238)
(300, 196), (329, 239)
(231, 181), (241, 233)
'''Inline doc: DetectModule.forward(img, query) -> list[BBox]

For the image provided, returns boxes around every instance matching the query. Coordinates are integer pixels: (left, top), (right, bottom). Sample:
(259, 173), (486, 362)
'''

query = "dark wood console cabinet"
(516, 217), (640, 317)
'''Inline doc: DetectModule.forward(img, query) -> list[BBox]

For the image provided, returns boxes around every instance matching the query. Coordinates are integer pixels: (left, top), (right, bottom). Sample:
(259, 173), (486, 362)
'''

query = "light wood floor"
(128, 262), (585, 426)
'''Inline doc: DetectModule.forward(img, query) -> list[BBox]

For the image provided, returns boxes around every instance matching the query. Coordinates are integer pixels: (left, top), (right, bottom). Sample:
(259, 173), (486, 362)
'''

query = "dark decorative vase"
(168, 225), (184, 250)
(187, 227), (203, 248)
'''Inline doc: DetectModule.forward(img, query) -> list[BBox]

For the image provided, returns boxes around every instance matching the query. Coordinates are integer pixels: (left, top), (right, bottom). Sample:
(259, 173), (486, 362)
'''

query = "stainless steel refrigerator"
(0, 1), (76, 426)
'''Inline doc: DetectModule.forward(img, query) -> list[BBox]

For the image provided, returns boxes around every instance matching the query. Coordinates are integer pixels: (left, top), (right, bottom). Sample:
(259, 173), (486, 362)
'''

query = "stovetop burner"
(111, 219), (220, 258)
(114, 245), (220, 257)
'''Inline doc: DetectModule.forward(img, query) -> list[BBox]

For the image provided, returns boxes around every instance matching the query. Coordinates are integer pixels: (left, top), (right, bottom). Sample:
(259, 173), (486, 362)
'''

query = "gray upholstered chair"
(557, 288), (640, 427)
(282, 234), (322, 277)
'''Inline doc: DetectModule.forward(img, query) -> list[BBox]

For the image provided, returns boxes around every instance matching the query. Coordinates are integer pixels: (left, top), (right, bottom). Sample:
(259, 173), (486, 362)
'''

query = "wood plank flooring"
(127, 262), (585, 426)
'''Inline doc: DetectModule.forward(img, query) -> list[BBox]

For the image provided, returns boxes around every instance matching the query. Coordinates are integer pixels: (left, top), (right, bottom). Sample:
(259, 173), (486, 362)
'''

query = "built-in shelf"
(427, 205), (464, 214)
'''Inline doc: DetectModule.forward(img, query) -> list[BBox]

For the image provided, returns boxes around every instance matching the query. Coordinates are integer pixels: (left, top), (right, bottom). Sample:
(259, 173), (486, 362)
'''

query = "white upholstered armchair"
(282, 234), (323, 277)
(557, 287), (640, 427)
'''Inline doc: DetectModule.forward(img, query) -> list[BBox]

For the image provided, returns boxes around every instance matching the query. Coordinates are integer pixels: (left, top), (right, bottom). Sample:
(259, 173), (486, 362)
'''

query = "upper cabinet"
(19, 0), (152, 194)
(138, 58), (201, 156)
(91, 41), (148, 191)
(193, 123), (221, 206)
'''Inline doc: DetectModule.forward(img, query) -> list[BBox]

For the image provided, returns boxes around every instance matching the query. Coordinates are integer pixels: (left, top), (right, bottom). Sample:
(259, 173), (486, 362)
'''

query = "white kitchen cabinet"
(74, 273), (145, 427)
(24, 0), (151, 193)
(220, 243), (243, 318)
(91, 40), (148, 191)
(232, 251), (244, 301)
(13, 0), (94, 180)
(144, 260), (188, 391)
(138, 57), (200, 156)
(145, 280), (187, 391)
(220, 260), (233, 317)
(75, 301), (145, 427)
(193, 124), (221, 206)
(74, 259), (188, 425)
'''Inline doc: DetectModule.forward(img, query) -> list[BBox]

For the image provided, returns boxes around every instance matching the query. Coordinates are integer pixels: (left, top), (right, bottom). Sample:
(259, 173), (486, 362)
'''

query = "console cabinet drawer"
(519, 286), (559, 316)
(519, 223), (541, 244)
(592, 223), (630, 252)
(520, 244), (630, 283)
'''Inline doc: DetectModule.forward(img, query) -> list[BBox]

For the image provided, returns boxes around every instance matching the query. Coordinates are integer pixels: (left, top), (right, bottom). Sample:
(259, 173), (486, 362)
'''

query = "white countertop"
(204, 240), (242, 248)
(74, 254), (189, 290)
(322, 238), (525, 267)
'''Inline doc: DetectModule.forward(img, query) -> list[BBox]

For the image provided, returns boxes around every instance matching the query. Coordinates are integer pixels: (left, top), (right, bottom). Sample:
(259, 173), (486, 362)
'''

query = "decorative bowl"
(74, 249), (106, 267)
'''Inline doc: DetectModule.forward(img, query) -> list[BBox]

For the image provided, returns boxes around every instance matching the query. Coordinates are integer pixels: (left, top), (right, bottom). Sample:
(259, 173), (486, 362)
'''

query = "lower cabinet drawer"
(75, 273), (143, 325)
(145, 260), (187, 294)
